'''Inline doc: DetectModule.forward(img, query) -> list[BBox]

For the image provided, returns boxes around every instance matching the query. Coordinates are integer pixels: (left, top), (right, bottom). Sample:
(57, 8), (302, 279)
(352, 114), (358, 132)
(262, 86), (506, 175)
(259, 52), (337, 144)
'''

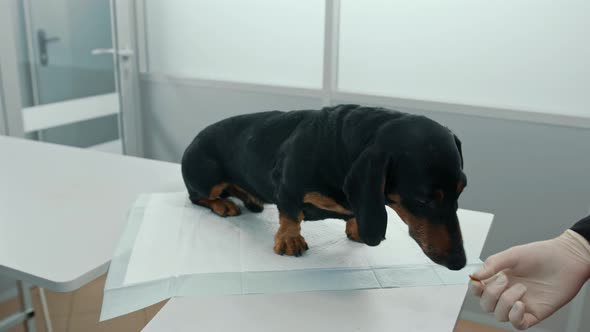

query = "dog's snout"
(425, 245), (466, 270)
(444, 247), (467, 271)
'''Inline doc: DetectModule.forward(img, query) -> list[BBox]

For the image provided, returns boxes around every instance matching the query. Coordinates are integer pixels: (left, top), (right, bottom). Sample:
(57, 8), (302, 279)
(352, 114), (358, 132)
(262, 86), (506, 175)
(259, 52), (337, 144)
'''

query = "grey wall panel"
(140, 79), (323, 163)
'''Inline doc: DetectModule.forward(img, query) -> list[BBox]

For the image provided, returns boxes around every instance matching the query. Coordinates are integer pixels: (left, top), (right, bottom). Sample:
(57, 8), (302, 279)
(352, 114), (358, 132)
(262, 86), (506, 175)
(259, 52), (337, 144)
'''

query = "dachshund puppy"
(182, 104), (467, 270)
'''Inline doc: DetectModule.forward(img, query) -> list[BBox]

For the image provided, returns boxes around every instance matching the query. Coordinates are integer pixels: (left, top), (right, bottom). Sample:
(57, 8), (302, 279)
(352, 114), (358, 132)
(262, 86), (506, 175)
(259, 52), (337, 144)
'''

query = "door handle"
(37, 29), (60, 66)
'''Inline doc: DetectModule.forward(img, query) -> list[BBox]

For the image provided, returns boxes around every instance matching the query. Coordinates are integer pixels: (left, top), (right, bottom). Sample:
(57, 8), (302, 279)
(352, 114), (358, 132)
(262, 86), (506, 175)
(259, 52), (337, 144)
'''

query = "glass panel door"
(11, 0), (122, 152)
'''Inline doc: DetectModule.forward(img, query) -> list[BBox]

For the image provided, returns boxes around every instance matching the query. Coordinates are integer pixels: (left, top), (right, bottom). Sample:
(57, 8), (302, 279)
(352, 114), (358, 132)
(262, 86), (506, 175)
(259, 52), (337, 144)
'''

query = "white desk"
(144, 285), (467, 332)
(0, 136), (184, 291)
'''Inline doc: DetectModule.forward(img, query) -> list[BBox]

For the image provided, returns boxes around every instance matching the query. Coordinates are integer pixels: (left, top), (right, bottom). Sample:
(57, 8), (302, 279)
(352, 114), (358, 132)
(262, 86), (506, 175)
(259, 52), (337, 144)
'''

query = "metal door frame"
(0, 0), (25, 138)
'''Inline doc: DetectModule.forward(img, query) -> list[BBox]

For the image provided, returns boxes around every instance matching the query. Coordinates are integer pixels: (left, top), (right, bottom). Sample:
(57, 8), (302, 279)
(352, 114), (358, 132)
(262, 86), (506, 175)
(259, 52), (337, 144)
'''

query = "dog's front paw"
(345, 219), (362, 242)
(273, 234), (309, 257)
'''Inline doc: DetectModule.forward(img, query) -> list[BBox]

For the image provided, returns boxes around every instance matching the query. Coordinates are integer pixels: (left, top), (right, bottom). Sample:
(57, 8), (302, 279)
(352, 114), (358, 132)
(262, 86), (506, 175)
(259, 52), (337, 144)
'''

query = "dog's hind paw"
(198, 198), (241, 217)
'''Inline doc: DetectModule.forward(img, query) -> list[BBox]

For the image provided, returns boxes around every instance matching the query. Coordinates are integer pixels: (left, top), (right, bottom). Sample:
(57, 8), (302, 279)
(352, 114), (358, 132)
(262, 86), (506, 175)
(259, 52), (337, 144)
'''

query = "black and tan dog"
(181, 104), (467, 270)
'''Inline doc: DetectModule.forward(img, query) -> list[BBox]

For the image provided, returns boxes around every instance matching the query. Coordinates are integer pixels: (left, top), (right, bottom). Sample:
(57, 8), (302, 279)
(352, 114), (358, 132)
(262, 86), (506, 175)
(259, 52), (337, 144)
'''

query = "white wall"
(339, 0), (590, 118)
(145, 0), (325, 88)
(142, 0), (590, 120)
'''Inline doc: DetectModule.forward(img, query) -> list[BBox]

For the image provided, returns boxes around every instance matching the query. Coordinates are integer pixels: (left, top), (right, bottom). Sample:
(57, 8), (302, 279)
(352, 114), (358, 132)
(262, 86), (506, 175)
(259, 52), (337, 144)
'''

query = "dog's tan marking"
(387, 193), (401, 203)
(345, 218), (362, 242)
(434, 189), (444, 203)
(387, 194), (451, 256)
(196, 182), (241, 217)
(227, 184), (264, 210)
(274, 212), (308, 256)
(303, 192), (352, 215)
(457, 181), (465, 194)
(209, 182), (229, 199)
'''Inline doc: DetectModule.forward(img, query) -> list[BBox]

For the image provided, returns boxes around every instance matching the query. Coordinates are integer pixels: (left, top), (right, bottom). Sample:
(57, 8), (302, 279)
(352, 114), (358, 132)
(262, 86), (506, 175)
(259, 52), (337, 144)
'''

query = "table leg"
(17, 280), (36, 332)
(38, 288), (53, 332)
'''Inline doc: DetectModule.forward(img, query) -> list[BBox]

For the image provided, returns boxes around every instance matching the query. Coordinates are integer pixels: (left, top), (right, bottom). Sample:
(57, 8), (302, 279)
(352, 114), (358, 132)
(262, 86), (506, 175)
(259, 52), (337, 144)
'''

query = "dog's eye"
(415, 198), (434, 207)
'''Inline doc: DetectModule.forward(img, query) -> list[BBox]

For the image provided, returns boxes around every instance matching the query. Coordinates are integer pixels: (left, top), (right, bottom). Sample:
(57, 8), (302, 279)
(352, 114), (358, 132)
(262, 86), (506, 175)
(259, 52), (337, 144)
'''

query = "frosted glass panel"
(339, 1), (590, 117)
(145, 0), (324, 88)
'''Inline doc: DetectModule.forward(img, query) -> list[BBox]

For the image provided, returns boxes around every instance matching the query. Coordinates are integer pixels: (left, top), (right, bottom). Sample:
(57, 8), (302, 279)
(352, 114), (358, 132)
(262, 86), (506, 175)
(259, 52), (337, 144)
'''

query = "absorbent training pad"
(100, 192), (493, 320)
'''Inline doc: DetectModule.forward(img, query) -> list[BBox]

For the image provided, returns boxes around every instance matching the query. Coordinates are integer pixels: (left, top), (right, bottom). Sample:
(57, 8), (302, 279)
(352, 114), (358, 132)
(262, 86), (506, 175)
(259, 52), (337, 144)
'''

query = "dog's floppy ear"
(453, 134), (464, 169)
(343, 145), (390, 246)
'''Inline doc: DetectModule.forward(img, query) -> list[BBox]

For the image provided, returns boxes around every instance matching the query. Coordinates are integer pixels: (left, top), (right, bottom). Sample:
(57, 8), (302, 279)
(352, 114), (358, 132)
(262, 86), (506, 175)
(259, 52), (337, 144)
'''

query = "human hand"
(469, 230), (590, 330)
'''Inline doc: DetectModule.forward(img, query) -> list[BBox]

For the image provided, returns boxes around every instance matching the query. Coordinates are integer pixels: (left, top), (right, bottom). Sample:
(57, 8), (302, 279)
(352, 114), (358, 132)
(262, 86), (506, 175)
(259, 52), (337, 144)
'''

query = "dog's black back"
(182, 104), (400, 209)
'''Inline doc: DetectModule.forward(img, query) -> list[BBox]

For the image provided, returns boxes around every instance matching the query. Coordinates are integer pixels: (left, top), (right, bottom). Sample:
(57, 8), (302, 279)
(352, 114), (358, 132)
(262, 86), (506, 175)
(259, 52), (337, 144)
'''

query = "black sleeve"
(571, 215), (590, 243)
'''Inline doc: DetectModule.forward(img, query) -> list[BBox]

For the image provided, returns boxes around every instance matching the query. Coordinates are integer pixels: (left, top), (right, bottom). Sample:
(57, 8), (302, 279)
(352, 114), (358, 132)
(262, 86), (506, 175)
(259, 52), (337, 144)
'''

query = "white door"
(0, 0), (142, 156)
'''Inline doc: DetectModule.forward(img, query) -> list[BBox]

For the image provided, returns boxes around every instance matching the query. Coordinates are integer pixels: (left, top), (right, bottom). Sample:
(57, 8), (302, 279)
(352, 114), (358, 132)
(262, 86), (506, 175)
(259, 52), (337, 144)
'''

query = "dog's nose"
(364, 236), (385, 247)
(445, 247), (467, 271)
(446, 257), (466, 271)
